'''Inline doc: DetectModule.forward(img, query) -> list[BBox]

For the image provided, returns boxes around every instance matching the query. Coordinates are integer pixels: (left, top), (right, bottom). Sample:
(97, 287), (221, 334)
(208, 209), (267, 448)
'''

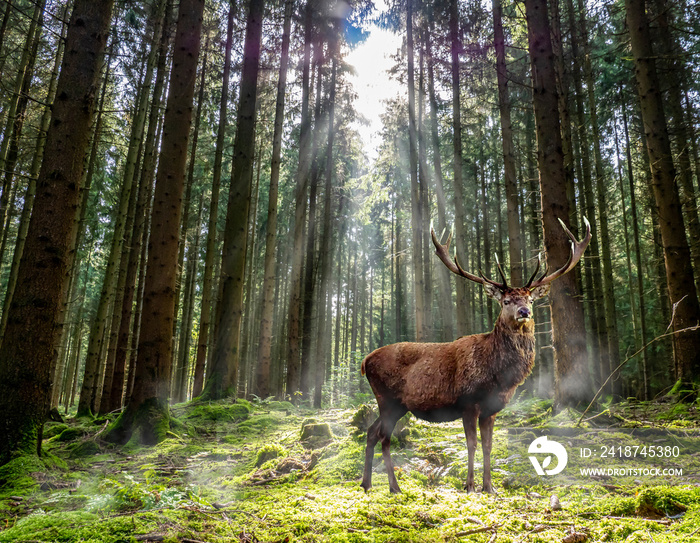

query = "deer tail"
(361, 355), (369, 376)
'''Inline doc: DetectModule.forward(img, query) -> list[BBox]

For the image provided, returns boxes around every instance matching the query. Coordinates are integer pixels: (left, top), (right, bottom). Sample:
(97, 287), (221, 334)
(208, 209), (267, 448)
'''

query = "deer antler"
(432, 217), (591, 291)
(527, 217), (592, 289)
(431, 227), (506, 290)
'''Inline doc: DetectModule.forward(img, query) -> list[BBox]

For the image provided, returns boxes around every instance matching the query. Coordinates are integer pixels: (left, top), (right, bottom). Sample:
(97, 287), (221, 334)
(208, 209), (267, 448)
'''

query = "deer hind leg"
(360, 417), (382, 492)
(479, 414), (496, 494)
(380, 406), (407, 493)
(462, 408), (478, 492)
(361, 402), (407, 493)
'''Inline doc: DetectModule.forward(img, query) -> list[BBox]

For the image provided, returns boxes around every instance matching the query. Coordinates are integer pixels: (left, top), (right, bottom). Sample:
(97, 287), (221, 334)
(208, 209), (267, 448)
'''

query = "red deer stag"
(360, 218), (591, 494)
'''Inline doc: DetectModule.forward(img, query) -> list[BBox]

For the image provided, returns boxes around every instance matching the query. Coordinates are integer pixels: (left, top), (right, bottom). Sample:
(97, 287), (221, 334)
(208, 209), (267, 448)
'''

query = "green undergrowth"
(0, 395), (699, 542)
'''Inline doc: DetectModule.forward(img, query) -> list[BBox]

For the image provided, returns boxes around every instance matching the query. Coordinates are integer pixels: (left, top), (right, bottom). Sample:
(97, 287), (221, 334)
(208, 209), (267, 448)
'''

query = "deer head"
(431, 218), (591, 329)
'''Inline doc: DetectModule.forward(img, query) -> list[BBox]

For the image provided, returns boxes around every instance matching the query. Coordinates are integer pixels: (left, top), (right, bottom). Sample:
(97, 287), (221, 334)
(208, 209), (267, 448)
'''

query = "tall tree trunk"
(255, 0), (292, 399)
(524, 0), (591, 407)
(449, 0), (470, 336)
(425, 17), (453, 341)
(652, 0), (700, 297)
(106, 0), (204, 444)
(192, 1), (234, 398)
(78, 45), (153, 416)
(0, 0), (113, 463)
(492, 0), (523, 286)
(204, 0), (265, 400)
(625, 0), (700, 388)
(0, 0), (45, 248)
(172, 41), (208, 392)
(286, 0), (314, 399)
(406, 0), (427, 341)
(575, 0), (621, 396)
(1, 7), (66, 338)
(314, 47), (338, 408)
(621, 100), (650, 399)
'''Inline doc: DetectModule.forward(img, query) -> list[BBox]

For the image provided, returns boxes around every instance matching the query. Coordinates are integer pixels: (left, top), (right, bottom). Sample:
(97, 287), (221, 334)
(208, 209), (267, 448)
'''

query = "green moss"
(256, 443), (286, 467)
(266, 400), (295, 412)
(68, 440), (101, 458)
(183, 400), (250, 423)
(635, 486), (700, 517)
(0, 454), (44, 492)
(43, 423), (69, 439)
(55, 427), (87, 442)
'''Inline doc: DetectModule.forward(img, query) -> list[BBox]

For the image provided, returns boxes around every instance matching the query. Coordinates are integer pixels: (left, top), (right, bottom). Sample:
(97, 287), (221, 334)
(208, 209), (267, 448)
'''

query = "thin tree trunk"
(286, 0), (314, 399)
(576, 0), (621, 396)
(192, 1), (233, 398)
(0, 0), (45, 247)
(492, 0), (523, 286)
(255, 0), (292, 399)
(173, 39), (208, 373)
(406, 0), (426, 341)
(175, 197), (203, 402)
(314, 49), (337, 408)
(425, 17), (453, 341)
(621, 99), (650, 399)
(204, 0), (265, 399)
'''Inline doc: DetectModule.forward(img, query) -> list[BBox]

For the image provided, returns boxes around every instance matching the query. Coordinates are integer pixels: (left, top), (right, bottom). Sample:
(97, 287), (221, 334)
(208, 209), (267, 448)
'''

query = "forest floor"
(1, 394), (699, 542)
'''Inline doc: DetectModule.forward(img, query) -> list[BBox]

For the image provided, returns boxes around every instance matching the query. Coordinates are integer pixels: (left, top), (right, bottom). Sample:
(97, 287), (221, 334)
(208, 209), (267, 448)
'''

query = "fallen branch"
(455, 522), (502, 537)
(602, 516), (672, 526)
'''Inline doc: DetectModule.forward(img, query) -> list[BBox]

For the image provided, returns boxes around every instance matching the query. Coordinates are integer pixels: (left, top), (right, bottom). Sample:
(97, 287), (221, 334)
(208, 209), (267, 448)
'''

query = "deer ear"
(530, 284), (550, 300)
(483, 283), (503, 301)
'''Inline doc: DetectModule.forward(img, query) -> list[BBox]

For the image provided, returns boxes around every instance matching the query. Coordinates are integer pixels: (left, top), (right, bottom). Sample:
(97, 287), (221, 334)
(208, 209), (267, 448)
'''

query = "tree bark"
(449, 0), (470, 336)
(204, 0), (265, 400)
(406, 0), (427, 341)
(286, 0), (314, 399)
(192, 1), (234, 399)
(492, 0), (523, 286)
(524, 0), (592, 407)
(0, 0), (113, 463)
(106, 0), (204, 444)
(255, 0), (293, 399)
(625, 0), (700, 387)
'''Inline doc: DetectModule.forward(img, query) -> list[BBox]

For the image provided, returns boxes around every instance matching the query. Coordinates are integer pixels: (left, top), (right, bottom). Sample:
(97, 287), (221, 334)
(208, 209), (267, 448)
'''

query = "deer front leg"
(462, 409), (478, 493)
(479, 414), (496, 494)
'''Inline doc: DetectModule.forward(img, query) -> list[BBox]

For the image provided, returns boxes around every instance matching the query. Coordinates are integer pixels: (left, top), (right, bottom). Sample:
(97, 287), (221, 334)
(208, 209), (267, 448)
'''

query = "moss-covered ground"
(1, 394), (699, 542)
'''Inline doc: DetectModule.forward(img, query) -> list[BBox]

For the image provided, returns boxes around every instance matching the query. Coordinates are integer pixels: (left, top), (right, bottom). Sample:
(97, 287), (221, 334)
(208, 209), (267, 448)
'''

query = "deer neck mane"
(486, 315), (537, 386)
